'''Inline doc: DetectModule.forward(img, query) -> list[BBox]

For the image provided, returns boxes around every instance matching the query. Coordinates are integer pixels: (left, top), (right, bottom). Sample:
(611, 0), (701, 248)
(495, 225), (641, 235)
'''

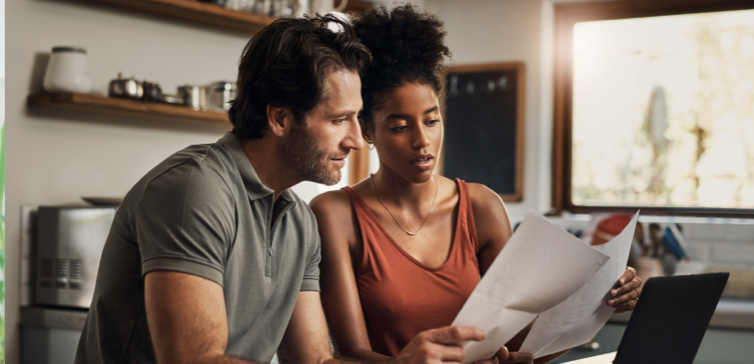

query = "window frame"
(551, 0), (754, 217)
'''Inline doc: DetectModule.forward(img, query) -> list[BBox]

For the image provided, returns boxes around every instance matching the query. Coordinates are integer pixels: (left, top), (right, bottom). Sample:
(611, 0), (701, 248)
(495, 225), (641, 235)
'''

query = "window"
(552, 0), (754, 217)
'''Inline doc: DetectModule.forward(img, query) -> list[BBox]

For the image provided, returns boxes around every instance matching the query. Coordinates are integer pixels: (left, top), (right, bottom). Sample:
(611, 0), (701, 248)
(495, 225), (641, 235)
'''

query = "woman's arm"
(310, 191), (389, 361)
(468, 184), (535, 363)
(467, 183), (512, 278)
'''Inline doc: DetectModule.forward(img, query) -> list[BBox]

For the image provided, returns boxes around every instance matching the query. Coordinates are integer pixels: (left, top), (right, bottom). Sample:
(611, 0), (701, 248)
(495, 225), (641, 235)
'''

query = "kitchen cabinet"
(26, 93), (231, 128)
(21, 307), (87, 364)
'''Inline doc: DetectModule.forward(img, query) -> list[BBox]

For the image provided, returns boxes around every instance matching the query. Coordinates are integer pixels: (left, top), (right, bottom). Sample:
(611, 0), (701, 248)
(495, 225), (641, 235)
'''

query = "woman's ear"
(361, 124), (374, 143)
(266, 105), (294, 137)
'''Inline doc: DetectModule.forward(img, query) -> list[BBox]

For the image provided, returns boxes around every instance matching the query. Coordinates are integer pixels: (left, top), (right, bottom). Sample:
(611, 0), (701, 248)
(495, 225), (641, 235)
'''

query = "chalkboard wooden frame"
(443, 62), (526, 202)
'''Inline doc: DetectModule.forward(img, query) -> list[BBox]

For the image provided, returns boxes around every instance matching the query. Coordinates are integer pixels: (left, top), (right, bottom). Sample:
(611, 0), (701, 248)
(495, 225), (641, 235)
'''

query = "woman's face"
(369, 82), (443, 183)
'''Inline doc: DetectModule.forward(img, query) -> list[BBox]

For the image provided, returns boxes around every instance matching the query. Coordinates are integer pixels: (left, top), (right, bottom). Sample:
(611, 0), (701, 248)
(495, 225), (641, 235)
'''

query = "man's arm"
(279, 291), (489, 364)
(144, 271), (255, 364)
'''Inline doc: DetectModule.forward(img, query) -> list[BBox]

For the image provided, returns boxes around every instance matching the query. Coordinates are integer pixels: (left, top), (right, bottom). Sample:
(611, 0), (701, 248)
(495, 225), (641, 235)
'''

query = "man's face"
(279, 69), (364, 185)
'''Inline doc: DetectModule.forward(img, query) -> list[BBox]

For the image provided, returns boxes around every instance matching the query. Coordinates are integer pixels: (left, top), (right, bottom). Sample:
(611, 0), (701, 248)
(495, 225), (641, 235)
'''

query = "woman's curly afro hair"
(352, 4), (450, 131)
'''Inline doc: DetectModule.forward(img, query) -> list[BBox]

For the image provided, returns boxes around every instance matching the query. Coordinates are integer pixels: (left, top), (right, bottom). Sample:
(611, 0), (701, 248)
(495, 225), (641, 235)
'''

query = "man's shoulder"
(150, 142), (238, 188)
(121, 142), (240, 211)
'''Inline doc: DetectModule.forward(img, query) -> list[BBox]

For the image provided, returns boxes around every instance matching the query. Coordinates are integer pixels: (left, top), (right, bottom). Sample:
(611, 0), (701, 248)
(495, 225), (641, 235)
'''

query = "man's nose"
(343, 119), (365, 150)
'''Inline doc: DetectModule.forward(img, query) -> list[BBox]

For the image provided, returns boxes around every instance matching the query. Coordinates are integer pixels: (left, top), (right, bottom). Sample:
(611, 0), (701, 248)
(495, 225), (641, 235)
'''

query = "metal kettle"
(108, 73), (143, 100)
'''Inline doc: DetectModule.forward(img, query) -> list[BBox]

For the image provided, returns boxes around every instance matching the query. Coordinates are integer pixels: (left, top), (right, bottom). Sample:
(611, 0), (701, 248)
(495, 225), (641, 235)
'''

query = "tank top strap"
(341, 186), (378, 237)
(341, 186), (379, 254)
(342, 186), (368, 219)
(455, 179), (480, 253)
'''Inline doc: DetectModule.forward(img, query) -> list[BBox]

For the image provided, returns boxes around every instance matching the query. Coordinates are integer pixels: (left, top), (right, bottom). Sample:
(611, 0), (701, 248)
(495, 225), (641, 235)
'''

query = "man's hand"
(393, 326), (485, 364)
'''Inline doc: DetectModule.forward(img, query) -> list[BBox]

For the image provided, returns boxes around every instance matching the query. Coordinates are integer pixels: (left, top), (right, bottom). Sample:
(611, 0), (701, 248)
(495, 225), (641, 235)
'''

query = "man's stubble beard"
(278, 122), (342, 186)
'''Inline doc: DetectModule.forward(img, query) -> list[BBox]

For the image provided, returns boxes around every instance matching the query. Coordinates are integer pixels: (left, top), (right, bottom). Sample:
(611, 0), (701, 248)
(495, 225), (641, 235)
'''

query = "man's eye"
(390, 125), (409, 132)
(333, 118), (347, 125)
(426, 119), (440, 127)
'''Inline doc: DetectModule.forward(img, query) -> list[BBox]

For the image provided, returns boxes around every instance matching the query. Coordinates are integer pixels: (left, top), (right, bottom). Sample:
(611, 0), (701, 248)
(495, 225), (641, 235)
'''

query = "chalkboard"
(442, 62), (525, 202)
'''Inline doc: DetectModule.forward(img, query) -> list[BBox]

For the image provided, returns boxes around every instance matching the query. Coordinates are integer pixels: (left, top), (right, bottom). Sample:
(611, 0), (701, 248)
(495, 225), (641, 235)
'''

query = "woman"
(310, 5), (642, 364)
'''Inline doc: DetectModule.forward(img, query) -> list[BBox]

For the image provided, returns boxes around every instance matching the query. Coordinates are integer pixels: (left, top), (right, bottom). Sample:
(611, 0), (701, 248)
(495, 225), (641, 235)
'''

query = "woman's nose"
(412, 126), (431, 149)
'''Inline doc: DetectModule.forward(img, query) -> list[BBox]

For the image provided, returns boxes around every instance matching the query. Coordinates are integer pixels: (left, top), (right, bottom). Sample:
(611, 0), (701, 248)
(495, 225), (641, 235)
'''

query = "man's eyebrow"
(386, 106), (439, 120)
(328, 108), (360, 117)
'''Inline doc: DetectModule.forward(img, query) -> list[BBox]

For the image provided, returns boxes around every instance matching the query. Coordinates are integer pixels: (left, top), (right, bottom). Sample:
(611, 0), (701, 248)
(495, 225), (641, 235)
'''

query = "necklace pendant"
(407, 232), (418, 236)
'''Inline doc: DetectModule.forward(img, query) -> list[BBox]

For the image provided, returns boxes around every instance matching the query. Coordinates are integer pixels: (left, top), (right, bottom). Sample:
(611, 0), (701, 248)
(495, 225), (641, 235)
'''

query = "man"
(75, 15), (489, 364)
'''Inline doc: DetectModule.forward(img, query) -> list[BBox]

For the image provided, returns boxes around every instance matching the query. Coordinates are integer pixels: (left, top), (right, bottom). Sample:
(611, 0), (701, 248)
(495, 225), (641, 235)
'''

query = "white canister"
(43, 46), (92, 93)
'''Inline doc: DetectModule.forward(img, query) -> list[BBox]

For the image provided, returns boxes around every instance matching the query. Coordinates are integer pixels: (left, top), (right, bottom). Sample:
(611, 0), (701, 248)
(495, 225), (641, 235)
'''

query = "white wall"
(426, 0), (552, 218)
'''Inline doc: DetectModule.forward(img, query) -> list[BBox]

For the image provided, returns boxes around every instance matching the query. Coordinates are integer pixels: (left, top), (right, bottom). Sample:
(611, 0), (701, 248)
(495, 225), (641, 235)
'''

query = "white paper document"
(519, 212), (638, 358)
(452, 212), (610, 364)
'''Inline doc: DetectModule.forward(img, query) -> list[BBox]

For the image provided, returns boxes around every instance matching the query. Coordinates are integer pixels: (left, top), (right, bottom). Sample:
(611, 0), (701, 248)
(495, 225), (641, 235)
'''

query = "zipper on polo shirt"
(266, 201), (296, 277)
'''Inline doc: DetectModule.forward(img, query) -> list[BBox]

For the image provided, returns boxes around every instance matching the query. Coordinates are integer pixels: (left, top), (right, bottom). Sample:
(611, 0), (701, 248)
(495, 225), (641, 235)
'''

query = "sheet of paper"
(519, 212), (639, 358)
(452, 212), (610, 364)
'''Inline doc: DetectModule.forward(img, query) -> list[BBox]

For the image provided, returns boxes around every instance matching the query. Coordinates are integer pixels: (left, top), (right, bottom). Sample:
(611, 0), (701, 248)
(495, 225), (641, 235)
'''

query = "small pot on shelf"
(108, 73), (143, 100)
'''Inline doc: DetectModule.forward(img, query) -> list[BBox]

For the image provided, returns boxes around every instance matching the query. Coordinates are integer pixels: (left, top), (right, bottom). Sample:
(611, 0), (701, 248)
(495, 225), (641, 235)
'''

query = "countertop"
(21, 298), (754, 332)
(608, 298), (754, 330)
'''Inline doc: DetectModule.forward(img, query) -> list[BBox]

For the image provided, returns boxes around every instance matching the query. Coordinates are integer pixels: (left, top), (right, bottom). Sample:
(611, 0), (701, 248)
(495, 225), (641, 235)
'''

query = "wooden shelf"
(77, 0), (373, 34)
(343, 0), (373, 13)
(27, 93), (231, 129)
(78, 0), (275, 33)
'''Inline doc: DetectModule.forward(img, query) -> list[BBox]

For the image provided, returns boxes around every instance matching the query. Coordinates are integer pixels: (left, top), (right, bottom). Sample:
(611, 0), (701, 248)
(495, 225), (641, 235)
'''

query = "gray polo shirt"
(75, 131), (321, 364)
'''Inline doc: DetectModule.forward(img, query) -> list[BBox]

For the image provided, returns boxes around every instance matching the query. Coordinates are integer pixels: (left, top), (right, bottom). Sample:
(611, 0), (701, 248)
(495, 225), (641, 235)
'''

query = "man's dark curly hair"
(352, 5), (450, 132)
(229, 14), (372, 140)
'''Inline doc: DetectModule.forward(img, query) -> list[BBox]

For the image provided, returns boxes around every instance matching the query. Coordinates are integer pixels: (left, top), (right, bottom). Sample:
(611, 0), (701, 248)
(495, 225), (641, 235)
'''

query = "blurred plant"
(1, 122), (6, 363)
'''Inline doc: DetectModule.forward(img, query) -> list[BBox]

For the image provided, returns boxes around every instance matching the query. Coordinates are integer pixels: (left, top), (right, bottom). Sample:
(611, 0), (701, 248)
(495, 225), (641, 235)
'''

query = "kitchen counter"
(608, 298), (754, 330)
(21, 306), (88, 330)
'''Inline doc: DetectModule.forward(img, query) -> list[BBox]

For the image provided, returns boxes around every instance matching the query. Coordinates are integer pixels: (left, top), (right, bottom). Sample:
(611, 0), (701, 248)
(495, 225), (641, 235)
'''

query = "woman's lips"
(412, 155), (434, 170)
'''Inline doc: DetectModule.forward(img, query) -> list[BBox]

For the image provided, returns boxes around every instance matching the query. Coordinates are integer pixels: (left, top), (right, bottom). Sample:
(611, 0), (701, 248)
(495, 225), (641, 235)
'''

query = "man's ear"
(266, 105), (294, 137)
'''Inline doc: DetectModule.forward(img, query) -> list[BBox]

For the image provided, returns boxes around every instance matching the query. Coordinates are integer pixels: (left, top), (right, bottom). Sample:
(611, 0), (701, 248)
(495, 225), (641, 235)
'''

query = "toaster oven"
(35, 206), (116, 309)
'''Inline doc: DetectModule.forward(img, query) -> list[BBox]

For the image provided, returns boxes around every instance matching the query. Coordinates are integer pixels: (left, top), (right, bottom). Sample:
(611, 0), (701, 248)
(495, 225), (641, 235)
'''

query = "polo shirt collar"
(219, 131), (295, 203)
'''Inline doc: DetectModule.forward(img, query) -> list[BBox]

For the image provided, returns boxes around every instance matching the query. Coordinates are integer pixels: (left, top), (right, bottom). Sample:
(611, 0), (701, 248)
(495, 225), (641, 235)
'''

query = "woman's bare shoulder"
(465, 182), (505, 212)
(310, 189), (353, 217)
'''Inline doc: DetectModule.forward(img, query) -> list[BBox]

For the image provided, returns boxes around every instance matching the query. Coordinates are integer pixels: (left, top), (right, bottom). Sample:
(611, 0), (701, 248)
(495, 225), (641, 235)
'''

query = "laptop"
(565, 272), (729, 364)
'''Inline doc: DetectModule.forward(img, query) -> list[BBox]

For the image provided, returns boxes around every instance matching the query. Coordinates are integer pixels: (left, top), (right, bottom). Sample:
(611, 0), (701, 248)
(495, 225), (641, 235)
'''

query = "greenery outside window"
(552, 0), (754, 217)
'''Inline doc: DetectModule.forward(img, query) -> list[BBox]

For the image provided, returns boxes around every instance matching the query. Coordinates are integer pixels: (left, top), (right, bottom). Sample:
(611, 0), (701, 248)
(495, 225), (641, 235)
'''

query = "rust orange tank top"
(343, 179), (481, 357)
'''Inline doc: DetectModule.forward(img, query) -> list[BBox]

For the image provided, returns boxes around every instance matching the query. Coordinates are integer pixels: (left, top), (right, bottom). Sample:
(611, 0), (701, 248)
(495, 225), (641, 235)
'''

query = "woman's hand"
(496, 345), (535, 363)
(473, 346), (534, 364)
(394, 326), (487, 364)
(607, 266), (643, 313)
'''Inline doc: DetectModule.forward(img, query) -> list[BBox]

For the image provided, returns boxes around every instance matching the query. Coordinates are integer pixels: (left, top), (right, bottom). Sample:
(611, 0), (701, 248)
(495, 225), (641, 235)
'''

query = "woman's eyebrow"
(386, 106), (439, 120)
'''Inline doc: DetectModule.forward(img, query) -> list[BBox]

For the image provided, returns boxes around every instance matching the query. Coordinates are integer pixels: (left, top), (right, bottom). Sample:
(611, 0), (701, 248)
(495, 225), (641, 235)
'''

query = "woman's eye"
(426, 119), (440, 127)
(390, 125), (409, 132)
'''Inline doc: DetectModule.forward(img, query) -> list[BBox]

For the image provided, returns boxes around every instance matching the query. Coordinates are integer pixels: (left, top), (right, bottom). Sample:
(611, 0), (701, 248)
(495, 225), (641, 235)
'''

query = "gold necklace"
(369, 173), (438, 236)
